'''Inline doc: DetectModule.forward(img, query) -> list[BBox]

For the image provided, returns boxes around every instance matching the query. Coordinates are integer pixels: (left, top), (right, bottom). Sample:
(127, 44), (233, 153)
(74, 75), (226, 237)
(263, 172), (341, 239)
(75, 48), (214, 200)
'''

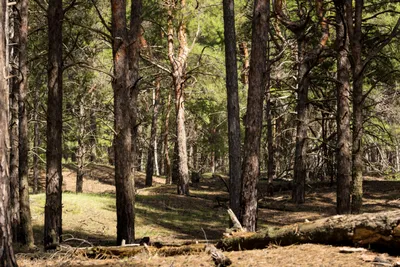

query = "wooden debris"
(339, 247), (367, 253)
(206, 245), (232, 266)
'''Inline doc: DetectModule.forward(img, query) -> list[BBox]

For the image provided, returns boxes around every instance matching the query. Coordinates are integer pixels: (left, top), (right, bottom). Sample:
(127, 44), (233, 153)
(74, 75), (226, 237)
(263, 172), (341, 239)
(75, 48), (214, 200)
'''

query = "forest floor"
(16, 163), (400, 266)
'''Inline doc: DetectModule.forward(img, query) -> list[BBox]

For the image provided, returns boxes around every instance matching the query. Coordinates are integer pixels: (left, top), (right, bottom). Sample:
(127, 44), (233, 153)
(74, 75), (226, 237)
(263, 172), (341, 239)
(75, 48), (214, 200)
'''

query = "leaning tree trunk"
(222, 0), (242, 220)
(0, 1), (18, 264)
(335, 2), (351, 214)
(18, 0), (35, 247)
(240, 0), (269, 232)
(44, 0), (63, 250)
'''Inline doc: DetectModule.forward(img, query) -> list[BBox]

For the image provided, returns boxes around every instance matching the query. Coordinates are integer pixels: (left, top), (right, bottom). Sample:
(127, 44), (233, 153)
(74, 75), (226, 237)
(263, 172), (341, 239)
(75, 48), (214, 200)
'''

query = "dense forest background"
(0, 0), (399, 265)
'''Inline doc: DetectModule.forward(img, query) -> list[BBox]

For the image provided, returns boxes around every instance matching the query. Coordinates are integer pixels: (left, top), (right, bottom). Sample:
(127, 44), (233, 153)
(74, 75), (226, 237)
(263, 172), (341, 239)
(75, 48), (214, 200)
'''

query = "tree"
(44, 0), (64, 249)
(111, 0), (142, 245)
(240, 0), (269, 231)
(222, 0), (242, 220)
(17, 0), (35, 247)
(335, 0), (352, 214)
(0, 0), (18, 264)
(167, 0), (190, 195)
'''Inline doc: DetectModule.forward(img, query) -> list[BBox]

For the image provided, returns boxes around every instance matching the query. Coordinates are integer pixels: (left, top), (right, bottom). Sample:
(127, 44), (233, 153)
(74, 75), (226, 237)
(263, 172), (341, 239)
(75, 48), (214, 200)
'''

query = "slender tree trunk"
(240, 0), (269, 232)
(266, 93), (275, 196)
(33, 78), (40, 194)
(335, 2), (351, 214)
(0, 1), (18, 264)
(44, 0), (63, 249)
(164, 89), (172, 184)
(18, 0), (35, 247)
(222, 0), (242, 219)
(89, 102), (97, 162)
(350, 0), (364, 214)
(146, 78), (161, 187)
(239, 42), (249, 86)
(76, 100), (85, 193)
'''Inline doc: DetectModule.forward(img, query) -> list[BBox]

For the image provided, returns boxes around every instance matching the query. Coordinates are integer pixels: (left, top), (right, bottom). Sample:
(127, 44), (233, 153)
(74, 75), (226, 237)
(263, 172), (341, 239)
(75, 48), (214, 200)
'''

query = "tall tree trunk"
(164, 89), (172, 184)
(167, 0), (190, 195)
(18, 0), (35, 247)
(349, 0), (364, 214)
(89, 101), (97, 162)
(266, 92), (275, 196)
(0, 1), (18, 264)
(44, 0), (63, 249)
(111, 0), (141, 245)
(33, 77), (40, 194)
(239, 42), (249, 86)
(335, 2), (351, 214)
(76, 100), (85, 193)
(222, 0), (242, 219)
(146, 78), (161, 187)
(292, 38), (309, 204)
(240, 0), (269, 232)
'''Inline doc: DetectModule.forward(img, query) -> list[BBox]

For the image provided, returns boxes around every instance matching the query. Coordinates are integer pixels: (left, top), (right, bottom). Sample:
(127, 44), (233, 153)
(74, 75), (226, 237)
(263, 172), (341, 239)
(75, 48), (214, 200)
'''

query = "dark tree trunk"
(44, 0), (63, 249)
(222, 0), (242, 219)
(240, 0), (269, 232)
(111, 0), (142, 245)
(0, 1), (18, 264)
(146, 78), (161, 187)
(266, 92), (275, 197)
(335, 2), (351, 214)
(348, 0), (364, 214)
(18, 0), (35, 247)
(292, 39), (309, 204)
(76, 100), (85, 193)
(171, 142), (179, 184)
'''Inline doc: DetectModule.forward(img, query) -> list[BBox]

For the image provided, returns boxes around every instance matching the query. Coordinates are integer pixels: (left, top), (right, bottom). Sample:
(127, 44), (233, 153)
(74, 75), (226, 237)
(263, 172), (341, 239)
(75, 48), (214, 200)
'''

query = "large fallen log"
(217, 210), (400, 253)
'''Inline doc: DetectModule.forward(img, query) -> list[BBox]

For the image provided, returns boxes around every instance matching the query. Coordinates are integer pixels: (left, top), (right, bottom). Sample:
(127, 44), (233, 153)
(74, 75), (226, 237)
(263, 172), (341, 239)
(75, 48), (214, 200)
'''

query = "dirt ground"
(17, 164), (400, 266)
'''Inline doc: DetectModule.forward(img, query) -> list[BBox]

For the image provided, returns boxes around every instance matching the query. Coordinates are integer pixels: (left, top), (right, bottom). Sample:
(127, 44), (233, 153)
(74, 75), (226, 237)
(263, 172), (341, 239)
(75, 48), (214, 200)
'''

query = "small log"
(217, 210), (400, 253)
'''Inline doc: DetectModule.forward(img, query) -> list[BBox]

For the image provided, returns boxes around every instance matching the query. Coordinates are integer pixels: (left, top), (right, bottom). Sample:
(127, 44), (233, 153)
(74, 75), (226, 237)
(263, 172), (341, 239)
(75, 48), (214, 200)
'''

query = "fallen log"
(217, 210), (400, 253)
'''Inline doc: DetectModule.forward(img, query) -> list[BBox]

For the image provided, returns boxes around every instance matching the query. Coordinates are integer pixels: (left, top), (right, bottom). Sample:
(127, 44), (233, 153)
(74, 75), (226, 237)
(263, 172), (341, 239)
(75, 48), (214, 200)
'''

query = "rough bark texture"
(335, 2), (351, 214)
(145, 78), (160, 187)
(0, 1), (18, 265)
(218, 210), (400, 253)
(44, 0), (63, 249)
(18, 0), (35, 247)
(167, 0), (190, 195)
(240, 0), (269, 232)
(111, 0), (142, 245)
(222, 0), (242, 220)
(348, 0), (364, 214)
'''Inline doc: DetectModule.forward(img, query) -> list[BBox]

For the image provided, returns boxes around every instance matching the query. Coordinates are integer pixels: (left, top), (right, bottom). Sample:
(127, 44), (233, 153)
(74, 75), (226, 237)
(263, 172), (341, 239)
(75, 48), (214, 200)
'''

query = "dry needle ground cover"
(16, 164), (400, 266)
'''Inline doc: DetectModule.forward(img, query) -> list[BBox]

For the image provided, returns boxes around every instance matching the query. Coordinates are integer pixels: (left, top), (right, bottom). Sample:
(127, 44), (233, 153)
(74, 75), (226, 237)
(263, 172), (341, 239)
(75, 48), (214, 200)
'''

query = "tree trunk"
(292, 38), (309, 204)
(164, 89), (172, 184)
(111, 0), (141, 245)
(266, 92), (275, 197)
(240, 0), (269, 232)
(146, 78), (161, 187)
(89, 102), (97, 162)
(239, 42), (249, 86)
(335, 2), (351, 214)
(0, 1), (18, 264)
(218, 210), (400, 253)
(44, 0), (63, 249)
(18, 0), (35, 247)
(167, 0), (190, 195)
(76, 100), (85, 193)
(222, 0), (242, 219)
(33, 76), (40, 194)
(350, 0), (364, 214)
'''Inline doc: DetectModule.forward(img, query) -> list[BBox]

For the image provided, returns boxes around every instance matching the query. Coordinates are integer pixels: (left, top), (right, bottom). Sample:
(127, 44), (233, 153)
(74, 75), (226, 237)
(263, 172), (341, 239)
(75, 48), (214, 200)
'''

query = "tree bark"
(222, 0), (242, 220)
(335, 2), (351, 214)
(18, 0), (35, 247)
(167, 0), (190, 195)
(44, 0), (63, 249)
(146, 78), (161, 187)
(218, 210), (400, 252)
(164, 89), (172, 184)
(111, 0), (141, 245)
(240, 0), (269, 231)
(0, 1), (18, 264)
(76, 100), (85, 193)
